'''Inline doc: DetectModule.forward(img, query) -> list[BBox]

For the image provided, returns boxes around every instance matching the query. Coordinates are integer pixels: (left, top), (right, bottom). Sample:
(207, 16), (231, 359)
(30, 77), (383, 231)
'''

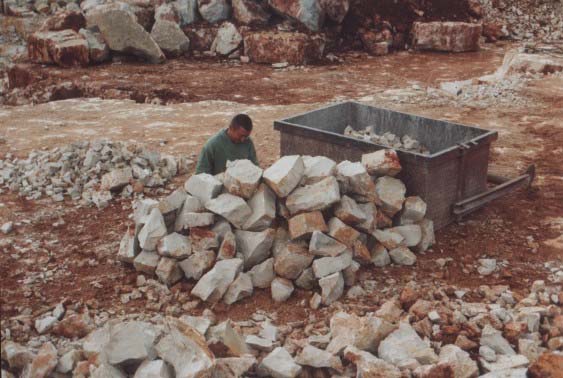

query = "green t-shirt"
(195, 129), (259, 175)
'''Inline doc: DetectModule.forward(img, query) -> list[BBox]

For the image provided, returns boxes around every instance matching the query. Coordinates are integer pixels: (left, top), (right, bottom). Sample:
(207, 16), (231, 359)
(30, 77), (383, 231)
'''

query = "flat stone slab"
(288, 211), (328, 240)
(285, 176), (340, 215)
(302, 155), (336, 184)
(312, 251), (352, 278)
(309, 231), (348, 257)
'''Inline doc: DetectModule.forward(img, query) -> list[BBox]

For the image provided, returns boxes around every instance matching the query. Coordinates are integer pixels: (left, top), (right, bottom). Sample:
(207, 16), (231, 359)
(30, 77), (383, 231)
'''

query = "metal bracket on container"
(455, 143), (471, 202)
(453, 164), (536, 219)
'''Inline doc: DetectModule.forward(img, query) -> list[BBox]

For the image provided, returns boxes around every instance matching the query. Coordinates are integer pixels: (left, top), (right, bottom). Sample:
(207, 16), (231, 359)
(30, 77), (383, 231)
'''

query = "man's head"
(227, 114), (253, 144)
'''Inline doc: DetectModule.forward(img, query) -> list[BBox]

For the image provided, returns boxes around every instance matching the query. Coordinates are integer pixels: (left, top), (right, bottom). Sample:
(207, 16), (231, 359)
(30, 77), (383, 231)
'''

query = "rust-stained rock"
(183, 25), (218, 51)
(28, 30), (89, 67)
(411, 22), (482, 52)
(243, 31), (325, 65)
(40, 10), (86, 32)
(268, 0), (324, 31)
(288, 211), (328, 240)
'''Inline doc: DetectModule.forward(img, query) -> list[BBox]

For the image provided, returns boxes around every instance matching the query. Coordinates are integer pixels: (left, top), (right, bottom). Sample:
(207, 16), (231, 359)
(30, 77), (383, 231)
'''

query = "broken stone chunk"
(191, 258), (244, 302)
(223, 159), (263, 199)
(371, 244), (391, 267)
(378, 323), (438, 366)
(415, 219), (435, 253)
(302, 155), (337, 184)
(205, 193), (252, 229)
(105, 321), (159, 366)
(400, 196), (427, 225)
(156, 257), (183, 286)
(157, 232), (192, 259)
(133, 251), (161, 275)
(236, 228), (275, 269)
(242, 183), (276, 231)
(374, 176), (406, 217)
(312, 251), (352, 278)
(262, 155), (305, 198)
(217, 231), (237, 260)
(288, 211), (328, 240)
(138, 208), (167, 251)
(101, 167), (133, 191)
(208, 320), (250, 356)
(259, 347), (302, 378)
(361, 149), (402, 177)
(271, 277), (294, 302)
(286, 176), (341, 215)
(334, 195), (367, 225)
(373, 228), (405, 250)
(158, 188), (187, 214)
(117, 228), (139, 263)
(274, 242), (314, 280)
(328, 217), (360, 247)
(179, 249), (216, 280)
(309, 231), (348, 257)
(336, 160), (376, 200)
(295, 344), (343, 371)
(319, 271), (344, 305)
(184, 173), (223, 203)
(389, 225), (422, 247)
(223, 272), (253, 304)
(249, 257), (275, 288)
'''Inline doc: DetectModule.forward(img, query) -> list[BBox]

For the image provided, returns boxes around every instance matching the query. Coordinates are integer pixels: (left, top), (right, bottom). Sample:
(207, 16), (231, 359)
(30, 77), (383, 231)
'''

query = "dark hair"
(230, 114), (253, 132)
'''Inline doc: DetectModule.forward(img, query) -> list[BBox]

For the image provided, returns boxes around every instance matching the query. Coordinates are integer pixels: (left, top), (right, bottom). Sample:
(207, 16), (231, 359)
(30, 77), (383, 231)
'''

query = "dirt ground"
(1, 42), (562, 335)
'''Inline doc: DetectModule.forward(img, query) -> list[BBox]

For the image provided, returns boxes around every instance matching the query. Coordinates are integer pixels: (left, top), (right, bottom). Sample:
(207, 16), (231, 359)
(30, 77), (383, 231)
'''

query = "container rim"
(274, 101), (498, 159)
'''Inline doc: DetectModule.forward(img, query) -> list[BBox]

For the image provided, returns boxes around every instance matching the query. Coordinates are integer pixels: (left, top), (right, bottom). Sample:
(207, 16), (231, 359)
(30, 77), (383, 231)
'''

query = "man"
(195, 114), (259, 175)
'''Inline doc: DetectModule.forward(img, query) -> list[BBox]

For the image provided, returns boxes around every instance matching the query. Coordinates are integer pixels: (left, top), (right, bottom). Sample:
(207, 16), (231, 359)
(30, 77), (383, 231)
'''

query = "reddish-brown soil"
(1, 42), (562, 336)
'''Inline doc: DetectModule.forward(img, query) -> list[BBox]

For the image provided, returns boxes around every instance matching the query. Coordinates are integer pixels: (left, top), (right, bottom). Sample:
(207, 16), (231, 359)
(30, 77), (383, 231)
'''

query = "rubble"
(0, 140), (187, 206)
(411, 22), (482, 52)
(344, 127), (430, 155)
(28, 29), (89, 67)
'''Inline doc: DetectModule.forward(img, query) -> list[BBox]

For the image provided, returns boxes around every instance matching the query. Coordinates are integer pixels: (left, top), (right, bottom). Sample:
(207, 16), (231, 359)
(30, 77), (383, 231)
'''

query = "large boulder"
(243, 31), (325, 65)
(86, 7), (165, 63)
(191, 258), (244, 302)
(268, 0), (324, 32)
(28, 30), (89, 67)
(411, 22), (482, 52)
(232, 0), (271, 25)
(151, 19), (190, 58)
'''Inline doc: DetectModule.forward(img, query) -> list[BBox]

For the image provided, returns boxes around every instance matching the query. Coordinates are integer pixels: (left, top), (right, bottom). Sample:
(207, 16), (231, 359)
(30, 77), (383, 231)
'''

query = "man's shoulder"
(204, 129), (227, 148)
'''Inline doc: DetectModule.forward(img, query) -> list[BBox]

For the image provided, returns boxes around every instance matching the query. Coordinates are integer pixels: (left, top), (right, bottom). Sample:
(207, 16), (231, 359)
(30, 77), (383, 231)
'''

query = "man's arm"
(195, 143), (214, 175)
(248, 139), (259, 166)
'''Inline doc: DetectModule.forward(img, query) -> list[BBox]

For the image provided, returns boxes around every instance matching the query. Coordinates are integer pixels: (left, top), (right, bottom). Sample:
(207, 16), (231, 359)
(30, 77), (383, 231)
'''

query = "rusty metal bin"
(274, 101), (534, 230)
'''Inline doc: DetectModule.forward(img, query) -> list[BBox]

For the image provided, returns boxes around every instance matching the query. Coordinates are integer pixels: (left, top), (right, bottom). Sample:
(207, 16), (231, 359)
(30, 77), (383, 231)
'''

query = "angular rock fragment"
(269, 0), (324, 31)
(179, 315), (212, 336)
(246, 335), (274, 352)
(286, 176), (340, 215)
(158, 188), (187, 215)
(353, 239), (372, 265)
(294, 267), (315, 290)
(102, 167), (133, 191)
(134, 198), (159, 224)
(343, 346), (402, 378)
(438, 344), (479, 378)
(138, 208), (167, 251)
(249, 257), (275, 288)
(155, 318), (214, 378)
(232, 0), (270, 25)
(1, 341), (34, 370)
(56, 349), (82, 374)
(217, 231), (236, 260)
(361, 149), (402, 177)
(91, 363), (127, 378)
(328, 217), (361, 247)
(223, 272), (253, 304)
(356, 202), (376, 233)
(271, 277), (294, 302)
(378, 323), (438, 366)
(190, 228), (220, 252)
(173, 0), (199, 26)
(79, 27), (110, 63)
(243, 184), (276, 231)
(223, 159), (262, 199)
(336, 160), (377, 201)
(302, 156), (337, 184)
(343, 260), (360, 286)
(288, 211), (327, 240)
(208, 320), (250, 356)
(319, 271), (344, 305)
(374, 176), (406, 216)
(157, 232), (191, 259)
(156, 257), (183, 286)
(243, 31), (325, 65)
(334, 195), (367, 225)
(105, 321), (159, 365)
(205, 193), (252, 229)
(309, 231), (348, 257)
(481, 324), (516, 356)
(28, 30), (90, 67)
(259, 347), (302, 378)
(133, 251), (161, 275)
(179, 249), (216, 280)
(118, 228), (139, 263)
(295, 344), (343, 371)
(185, 173), (223, 203)
(262, 155), (304, 198)
(371, 244), (391, 267)
(389, 246), (417, 266)
(312, 251), (352, 278)
(389, 225), (422, 247)
(373, 228), (404, 250)
(414, 218), (435, 252)
(480, 354), (529, 374)
(191, 258), (243, 302)
(274, 242), (314, 280)
(400, 196), (427, 225)
(236, 228), (275, 269)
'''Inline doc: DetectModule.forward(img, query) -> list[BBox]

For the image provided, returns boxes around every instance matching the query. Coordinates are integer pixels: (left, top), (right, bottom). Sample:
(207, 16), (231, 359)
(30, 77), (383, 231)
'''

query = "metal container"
(274, 101), (534, 230)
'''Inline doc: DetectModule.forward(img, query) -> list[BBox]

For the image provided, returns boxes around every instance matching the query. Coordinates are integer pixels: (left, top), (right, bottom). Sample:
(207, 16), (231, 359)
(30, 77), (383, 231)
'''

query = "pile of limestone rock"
(1, 276), (561, 378)
(0, 140), (193, 207)
(118, 150), (435, 307)
(344, 126), (431, 155)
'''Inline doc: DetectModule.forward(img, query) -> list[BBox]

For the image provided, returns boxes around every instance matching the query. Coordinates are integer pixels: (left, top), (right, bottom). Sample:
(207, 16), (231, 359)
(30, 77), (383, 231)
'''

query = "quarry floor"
(1, 42), (562, 333)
